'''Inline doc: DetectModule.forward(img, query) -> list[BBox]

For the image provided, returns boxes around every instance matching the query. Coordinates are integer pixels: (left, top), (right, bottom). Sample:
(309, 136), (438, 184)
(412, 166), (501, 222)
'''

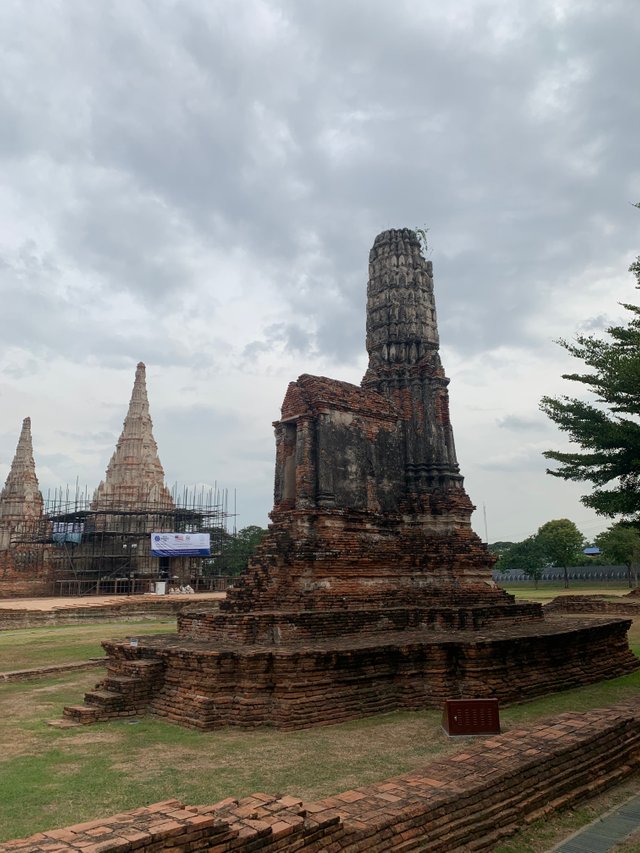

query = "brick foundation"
(0, 551), (53, 599)
(9, 699), (640, 852)
(545, 594), (640, 616)
(64, 615), (637, 730)
(0, 659), (105, 683)
(0, 598), (206, 631)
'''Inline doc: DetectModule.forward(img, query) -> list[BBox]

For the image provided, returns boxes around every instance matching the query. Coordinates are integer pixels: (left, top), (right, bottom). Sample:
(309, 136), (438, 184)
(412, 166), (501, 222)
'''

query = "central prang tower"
(221, 227), (497, 613)
(363, 228), (463, 501)
(64, 228), (638, 732)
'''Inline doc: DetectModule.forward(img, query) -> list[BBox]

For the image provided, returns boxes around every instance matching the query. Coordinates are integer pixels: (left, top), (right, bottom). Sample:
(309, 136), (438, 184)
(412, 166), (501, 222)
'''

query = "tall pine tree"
(540, 204), (640, 518)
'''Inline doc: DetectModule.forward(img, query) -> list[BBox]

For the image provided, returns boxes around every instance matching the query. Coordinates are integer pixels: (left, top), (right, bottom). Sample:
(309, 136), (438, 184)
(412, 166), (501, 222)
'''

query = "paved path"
(0, 592), (225, 611)
(550, 792), (640, 852)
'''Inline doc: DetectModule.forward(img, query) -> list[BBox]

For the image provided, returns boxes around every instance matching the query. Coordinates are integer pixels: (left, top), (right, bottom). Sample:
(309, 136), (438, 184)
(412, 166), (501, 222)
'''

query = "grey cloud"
(477, 447), (549, 473)
(0, 241), (204, 369)
(2, 0), (637, 367)
(154, 403), (246, 483)
(55, 429), (117, 449)
(497, 414), (551, 432)
(580, 313), (617, 333)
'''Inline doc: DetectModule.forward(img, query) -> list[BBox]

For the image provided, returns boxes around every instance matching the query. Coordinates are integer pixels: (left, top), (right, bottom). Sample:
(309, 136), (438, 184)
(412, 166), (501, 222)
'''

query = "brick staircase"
(63, 658), (164, 724)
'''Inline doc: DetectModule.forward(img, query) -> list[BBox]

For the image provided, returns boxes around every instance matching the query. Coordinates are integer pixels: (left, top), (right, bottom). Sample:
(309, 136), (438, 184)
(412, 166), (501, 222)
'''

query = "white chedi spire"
(92, 363), (174, 512)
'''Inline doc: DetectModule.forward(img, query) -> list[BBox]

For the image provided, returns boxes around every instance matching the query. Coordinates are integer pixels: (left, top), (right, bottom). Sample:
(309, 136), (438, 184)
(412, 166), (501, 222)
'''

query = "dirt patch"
(61, 731), (122, 749)
(0, 729), (41, 760)
(0, 690), (62, 719)
(111, 744), (205, 779)
(109, 714), (461, 800)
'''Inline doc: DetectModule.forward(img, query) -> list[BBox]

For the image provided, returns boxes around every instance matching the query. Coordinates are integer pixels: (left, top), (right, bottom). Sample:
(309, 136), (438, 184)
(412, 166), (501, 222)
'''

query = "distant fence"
(494, 565), (633, 583)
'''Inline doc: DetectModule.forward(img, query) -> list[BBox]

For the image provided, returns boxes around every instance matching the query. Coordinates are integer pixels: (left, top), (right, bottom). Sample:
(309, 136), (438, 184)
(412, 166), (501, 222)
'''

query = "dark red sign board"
(442, 698), (500, 737)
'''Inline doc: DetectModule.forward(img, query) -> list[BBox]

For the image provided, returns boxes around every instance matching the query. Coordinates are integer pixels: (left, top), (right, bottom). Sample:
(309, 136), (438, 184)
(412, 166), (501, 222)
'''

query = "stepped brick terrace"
(64, 228), (638, 731)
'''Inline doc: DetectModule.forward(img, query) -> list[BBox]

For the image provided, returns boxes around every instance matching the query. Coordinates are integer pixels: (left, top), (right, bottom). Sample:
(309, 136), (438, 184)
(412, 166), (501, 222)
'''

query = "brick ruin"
(64, 228), (638, 729)
(0, 364), (222, 598)
(0, 418), (51, 597)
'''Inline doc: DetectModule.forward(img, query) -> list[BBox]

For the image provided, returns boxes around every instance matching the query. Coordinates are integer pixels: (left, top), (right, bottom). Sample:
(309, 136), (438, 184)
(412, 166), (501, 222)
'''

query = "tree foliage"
(537, 518), (585, 588)
(540, 204), (640, 518)
(496, 535), (547, 587)
(488, 541), (515, 559)
(595, 522), (640, 587)
(497, 519), (585, 588)
(204, 525), (268, 576)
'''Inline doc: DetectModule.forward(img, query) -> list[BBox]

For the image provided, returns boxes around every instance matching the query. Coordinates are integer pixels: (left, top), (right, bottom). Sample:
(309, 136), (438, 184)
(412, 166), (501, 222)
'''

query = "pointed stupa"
(0, 417), (44, 537)
(92, 363), (174, 512)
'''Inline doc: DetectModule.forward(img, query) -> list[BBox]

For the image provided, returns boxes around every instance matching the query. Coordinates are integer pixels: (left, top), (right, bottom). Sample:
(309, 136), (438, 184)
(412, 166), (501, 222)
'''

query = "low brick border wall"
(0, 659), (105, 683)
(5, 699), (640, 852)
(545, 595), (640, 616)
(0, 599), (220, 631)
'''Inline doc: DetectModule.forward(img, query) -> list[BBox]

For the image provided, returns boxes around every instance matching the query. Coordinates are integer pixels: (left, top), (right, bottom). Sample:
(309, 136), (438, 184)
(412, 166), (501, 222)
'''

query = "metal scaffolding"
(9, 483), (234, 596)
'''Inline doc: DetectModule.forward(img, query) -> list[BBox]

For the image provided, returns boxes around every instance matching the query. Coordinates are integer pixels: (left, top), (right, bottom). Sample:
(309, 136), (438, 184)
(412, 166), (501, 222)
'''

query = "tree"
(497, 536), (547, 588)
(488, 541), (515, 563)
(540, 204), (640, 519)
(221, 525), (268, 575)
(202, 525), (268, 576)
(595, 522), (640, 588)
(537, 518), (585, 589)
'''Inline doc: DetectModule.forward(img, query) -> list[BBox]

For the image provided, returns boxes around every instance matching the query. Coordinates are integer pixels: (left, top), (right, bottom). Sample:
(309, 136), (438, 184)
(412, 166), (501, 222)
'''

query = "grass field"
(0, 620), (177, 671)
(499, 581), (636, 602)
(1, 605), (640, 845)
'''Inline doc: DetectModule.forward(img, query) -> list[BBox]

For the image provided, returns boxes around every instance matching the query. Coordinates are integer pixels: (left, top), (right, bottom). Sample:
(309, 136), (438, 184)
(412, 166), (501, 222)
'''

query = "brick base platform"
(10, 699), (640, 852)
(545, 594), (640, 617)
(63, 614), (638, 729)
(0, 595), (223, 631)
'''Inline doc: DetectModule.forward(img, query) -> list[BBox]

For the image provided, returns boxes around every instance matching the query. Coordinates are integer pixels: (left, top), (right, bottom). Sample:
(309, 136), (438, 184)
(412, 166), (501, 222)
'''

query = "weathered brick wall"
(64, 616), (637, 730)
(275, 374), (404, 514)
(0, 659), (105, 683)
(9, 700), (640, 852)
(178, 601), (543, 645)
(0, 599), (209, 631)
(0, 577), (52, 599)
(0, 550), (53, 599)
(222, 508), (499, 614)
(545, 595), (640, 616)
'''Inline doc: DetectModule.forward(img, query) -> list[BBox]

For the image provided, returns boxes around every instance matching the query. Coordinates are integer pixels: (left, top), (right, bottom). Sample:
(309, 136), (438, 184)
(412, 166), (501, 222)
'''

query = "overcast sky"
(0, 0), (638, 543)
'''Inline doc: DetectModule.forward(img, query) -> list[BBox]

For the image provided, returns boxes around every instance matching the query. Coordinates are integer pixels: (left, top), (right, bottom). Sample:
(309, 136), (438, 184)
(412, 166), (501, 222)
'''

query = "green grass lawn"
(2, 609), (640, 844)
(2, 630), (640, 842)
(500, 581), (635, 602)
(0, 620), (176, 672)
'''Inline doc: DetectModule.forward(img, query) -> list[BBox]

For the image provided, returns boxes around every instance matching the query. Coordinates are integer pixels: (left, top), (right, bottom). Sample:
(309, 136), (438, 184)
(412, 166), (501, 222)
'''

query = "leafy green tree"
(537, 518), (585, 589)
(541, 204), (640, 519)
(221, 525), (268, 575)
(595, 522), (640, 587)
(488, 541), (515, 564)
(497, 536), (547, 588)
(202, 525), (268, 576)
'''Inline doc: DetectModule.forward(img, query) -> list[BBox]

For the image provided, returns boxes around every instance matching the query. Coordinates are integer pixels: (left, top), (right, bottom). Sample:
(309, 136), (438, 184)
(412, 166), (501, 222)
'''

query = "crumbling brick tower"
(64, 229), (638, 730)
(225, 228), (503, 612)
